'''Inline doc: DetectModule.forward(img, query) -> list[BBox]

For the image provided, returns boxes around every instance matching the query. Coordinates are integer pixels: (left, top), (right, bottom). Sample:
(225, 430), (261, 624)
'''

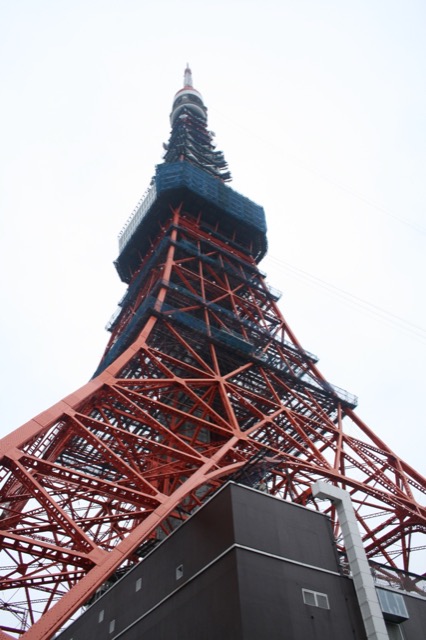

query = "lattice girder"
(0, 202), (425, 639)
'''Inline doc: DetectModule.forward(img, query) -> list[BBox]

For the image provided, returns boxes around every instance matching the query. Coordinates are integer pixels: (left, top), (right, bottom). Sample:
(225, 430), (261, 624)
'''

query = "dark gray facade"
(58, 483), (425, 639)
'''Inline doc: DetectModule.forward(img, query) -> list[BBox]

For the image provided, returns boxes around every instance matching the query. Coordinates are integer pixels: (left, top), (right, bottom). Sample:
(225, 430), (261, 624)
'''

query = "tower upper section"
(115, 68), (266, 283)
(169, 65), (207, 125)
(163, 65), (231, 182)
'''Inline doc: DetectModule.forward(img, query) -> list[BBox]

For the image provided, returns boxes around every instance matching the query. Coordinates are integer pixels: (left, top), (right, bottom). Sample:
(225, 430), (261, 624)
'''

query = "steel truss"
(0, 203), (425, 639)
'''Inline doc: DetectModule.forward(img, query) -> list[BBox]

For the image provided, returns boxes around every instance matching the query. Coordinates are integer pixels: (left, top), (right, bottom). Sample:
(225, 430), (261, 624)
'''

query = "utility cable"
(264, 254), (426, 344)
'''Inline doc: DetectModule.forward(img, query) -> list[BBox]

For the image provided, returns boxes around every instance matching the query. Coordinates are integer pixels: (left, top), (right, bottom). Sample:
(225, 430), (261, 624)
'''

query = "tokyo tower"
(0, 66), (425, 640)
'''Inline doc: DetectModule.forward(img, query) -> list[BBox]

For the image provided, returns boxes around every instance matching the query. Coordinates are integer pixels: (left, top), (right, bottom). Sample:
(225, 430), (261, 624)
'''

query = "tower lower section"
(0, 163), (424, 640)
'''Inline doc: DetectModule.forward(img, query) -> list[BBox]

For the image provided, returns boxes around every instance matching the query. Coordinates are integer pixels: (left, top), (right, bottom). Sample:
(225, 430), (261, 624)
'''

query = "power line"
(264, 254), (426, 344)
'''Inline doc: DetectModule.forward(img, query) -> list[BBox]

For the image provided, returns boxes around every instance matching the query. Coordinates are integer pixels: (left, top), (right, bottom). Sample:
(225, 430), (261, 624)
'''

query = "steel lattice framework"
(0, 70), (425, 640)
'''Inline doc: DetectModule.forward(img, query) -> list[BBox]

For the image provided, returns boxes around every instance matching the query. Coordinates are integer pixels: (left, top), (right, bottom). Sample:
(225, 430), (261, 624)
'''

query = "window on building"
(377, 588), (409, 622)
(109, 619), (115, 634)
(302, 589), (330, 610)
(98, 609), (104, 623)
(386, 622), (405, 640)
(135, 577), (142, 592)
(176, 564), (184, 580)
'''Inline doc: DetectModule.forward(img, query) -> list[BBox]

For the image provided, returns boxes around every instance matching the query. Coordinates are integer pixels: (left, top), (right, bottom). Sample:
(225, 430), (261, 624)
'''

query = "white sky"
(0, 1), (425, 483)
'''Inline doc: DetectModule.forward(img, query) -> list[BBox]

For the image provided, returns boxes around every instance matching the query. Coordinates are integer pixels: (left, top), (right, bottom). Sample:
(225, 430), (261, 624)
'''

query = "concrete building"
(58, 483), (425, 640)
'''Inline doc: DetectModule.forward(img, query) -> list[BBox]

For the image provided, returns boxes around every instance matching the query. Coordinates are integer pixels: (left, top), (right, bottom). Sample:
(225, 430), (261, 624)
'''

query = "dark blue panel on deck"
(115, 161), (267, 283)
(155, 162), (266, 234)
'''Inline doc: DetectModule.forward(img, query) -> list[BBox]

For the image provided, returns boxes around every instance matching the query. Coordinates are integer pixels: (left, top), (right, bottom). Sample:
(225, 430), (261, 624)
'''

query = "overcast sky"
(0, 1), (425, 485)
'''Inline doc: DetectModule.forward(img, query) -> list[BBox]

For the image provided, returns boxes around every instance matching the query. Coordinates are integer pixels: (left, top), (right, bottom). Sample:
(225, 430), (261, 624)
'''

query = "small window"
(377, 588), (409, 622)
(109, 619), (115, 634)
(135, 577), (142, 592)
(176, 564), (184, 580)
(98, 609), (104, 623)
(302, 589), (330, 610)
(303, 590), (316, 606)
(386, 622), (405, 640)
(316, 593), (329, 609)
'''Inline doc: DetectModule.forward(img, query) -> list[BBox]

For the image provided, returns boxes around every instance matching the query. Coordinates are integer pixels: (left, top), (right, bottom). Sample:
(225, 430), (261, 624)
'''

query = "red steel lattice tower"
(0, 67), (425, 640)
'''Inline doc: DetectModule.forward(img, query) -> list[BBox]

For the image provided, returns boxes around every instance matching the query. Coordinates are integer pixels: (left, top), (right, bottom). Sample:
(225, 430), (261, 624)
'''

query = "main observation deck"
(115, 161), (267, 283)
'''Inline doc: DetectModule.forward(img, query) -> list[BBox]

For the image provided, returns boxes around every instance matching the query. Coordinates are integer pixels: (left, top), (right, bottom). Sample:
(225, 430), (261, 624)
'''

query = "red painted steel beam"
(0, 201), (424, 638)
